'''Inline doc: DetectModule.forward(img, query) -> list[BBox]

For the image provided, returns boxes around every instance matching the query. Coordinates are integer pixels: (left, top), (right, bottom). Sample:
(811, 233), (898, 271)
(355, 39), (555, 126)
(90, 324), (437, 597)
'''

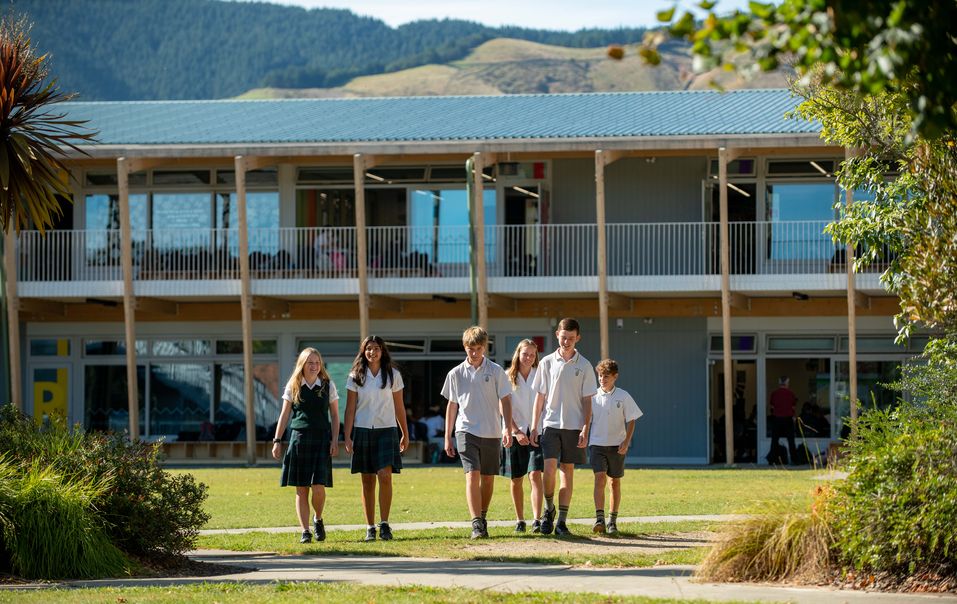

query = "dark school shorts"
(540, 427), (586, 465)
(280, 429), (333, 487)
(351, 426), (403, 475)
(455, 431), (501, 475)
(589, 445), (626, 478)
(500, 432), (545, 479)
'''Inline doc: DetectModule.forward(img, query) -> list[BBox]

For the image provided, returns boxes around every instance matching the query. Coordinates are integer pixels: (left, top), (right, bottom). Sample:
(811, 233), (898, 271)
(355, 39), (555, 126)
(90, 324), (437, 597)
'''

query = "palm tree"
(0, 14), (95, 233)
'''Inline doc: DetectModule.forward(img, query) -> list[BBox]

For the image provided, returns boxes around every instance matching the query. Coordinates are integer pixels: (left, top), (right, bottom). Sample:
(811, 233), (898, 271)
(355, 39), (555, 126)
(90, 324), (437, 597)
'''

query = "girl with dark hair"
(272, 347), (339, 544)
(344, 335), (409, 541)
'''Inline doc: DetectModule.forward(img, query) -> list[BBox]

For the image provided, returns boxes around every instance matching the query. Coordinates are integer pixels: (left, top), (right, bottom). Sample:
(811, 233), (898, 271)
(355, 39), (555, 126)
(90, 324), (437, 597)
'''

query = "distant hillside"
(239, 38), (791, 99)
(14, 0), (649, 100)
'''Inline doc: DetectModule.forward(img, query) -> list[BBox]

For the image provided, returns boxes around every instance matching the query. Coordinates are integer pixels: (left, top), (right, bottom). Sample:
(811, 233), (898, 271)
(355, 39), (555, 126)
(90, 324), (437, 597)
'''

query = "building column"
(718, 147), (738, 466)
(472, 152), (493, 329)
(3, 228), (21, 410)
(117, 157), (140, 440)
(844, 147), (859, 439)
(353, 153), (374, 339)
(235, 155), (258, 464)
(595, 150), (625, 360)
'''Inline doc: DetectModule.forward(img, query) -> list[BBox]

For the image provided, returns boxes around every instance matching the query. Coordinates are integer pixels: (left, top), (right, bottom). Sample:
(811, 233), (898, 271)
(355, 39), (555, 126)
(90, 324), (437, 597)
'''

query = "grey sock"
(596, 509), (605, 522)
(545, 495), (555, 511)
(610, 512), (618, 524)
(481, 509), (487, 520)
(558, 505), (569, 523)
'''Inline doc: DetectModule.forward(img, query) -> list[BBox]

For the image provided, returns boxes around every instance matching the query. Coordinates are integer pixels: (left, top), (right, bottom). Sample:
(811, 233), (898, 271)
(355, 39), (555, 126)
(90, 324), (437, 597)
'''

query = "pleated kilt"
(350, 426), (402, 475)
(280, 429), (333, 487)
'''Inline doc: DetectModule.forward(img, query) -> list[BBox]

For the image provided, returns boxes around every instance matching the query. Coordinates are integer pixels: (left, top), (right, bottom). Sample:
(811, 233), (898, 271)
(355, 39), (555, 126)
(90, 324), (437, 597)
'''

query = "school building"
(1, 90), (914, 465)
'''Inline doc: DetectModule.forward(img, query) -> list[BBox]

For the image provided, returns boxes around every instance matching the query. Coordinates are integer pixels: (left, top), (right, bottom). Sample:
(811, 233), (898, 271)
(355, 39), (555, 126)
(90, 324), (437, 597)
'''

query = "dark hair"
(350, 335), (395, 389)
(557, 317), (580, 333)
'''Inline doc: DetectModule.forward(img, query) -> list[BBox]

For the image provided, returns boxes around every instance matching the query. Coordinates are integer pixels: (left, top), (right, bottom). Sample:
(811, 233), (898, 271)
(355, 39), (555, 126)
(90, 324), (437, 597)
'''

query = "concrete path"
(12, 551), (956, 603)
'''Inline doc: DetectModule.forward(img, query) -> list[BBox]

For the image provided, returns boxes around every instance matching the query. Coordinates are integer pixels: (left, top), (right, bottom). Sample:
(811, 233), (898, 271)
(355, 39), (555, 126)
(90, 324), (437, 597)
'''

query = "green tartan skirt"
(280, 429), (333, 487)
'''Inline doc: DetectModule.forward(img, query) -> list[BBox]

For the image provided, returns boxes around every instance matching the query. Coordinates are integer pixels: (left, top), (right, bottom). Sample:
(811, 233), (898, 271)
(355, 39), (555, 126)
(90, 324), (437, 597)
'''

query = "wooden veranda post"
(235, 155), (258, 464)
(718, 147), (737, 466)
(3, 228), (21, 410)
(844, 147), (859, 439)
(117, 157), (140, 440)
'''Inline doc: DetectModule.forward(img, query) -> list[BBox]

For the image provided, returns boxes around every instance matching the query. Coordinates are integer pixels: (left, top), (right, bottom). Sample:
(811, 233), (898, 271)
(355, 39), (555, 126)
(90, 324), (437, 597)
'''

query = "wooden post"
(235, 156), (258, 464)
(718, 147), (735, 466)
(472, 152), (489, 329)
(117, 157), (140, 440)
(354, 154), (371, 339)
(844, 147), (859, 439)
(3, 228), (21, 410)
(595, 150), (610, 360)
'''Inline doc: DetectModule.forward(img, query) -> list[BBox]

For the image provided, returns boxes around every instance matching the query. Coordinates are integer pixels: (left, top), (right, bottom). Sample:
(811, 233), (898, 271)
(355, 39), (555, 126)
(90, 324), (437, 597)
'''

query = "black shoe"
(379, 522), (393, 541)
(554, 521), (571, 536)
(300, 530), (312, 544)
(471, 519), (485, 540)
(515, 520), (526, 533)
(480, 518), (489, 538)
(364, 526), (376, 542)
(540, 507), (555, 535)
(592, 519), (606, 534)
(607, 521), (619, 535)
(531, 519), (542, 533)
(313, 517), (325, 542)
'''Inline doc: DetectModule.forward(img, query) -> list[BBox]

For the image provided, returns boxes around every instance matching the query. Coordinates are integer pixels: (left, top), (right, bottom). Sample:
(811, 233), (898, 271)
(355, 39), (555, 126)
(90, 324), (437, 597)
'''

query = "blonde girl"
(502, 339), (544, 532)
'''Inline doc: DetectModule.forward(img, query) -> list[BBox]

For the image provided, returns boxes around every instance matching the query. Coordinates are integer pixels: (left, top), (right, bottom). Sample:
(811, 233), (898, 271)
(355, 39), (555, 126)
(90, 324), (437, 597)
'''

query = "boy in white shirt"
(442, 326), (516, 539)
(530, 318), (598, 536)
(589, 358), (643, 535)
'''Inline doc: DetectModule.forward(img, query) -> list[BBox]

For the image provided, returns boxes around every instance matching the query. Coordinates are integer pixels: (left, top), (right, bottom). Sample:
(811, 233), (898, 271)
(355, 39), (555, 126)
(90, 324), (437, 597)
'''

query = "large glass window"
(84, 365), (145, 434)
(834, 360), (903, 438)
(152, 193), (212, 251)
(84, 194), (148, 267)
(765, 358), (831, 438)
(149, 364), (212, 439)
(765, 183), (836, 262)
(410, 188), (496, 264)
(215, 192), (280, 255)
(214, 363), (281, 441)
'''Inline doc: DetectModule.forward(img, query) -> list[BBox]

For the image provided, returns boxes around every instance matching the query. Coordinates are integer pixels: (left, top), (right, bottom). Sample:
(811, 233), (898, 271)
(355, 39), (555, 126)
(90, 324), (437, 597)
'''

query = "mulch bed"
(0, 554), (253, 584)
(831, 565), (957, 594)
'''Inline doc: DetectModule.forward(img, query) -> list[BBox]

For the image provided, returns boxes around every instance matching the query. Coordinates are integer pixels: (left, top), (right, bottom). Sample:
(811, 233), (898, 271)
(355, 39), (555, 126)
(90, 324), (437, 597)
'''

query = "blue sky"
(241, 0), (758, 31)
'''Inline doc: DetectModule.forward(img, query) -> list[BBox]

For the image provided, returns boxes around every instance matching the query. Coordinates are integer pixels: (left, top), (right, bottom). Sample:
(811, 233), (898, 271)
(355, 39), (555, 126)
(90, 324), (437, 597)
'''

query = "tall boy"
(442, 326), (516, 539)
(589, 359), (642, 535)
(530, 317), (598, 536)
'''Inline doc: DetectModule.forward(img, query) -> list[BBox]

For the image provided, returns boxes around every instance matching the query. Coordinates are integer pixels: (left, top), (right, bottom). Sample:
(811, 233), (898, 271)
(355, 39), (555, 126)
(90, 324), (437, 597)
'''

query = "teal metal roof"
(62, 89), (819, 146)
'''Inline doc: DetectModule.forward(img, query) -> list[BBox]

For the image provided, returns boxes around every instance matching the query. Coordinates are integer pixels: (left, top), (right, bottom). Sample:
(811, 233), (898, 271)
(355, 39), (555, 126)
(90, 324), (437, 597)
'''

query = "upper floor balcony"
(14, 221), (886, 299)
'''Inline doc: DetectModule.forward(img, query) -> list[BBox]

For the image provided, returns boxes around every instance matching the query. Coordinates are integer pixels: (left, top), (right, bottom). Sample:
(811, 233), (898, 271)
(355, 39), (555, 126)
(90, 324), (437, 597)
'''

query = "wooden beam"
(487, 294), (516, 312)
(473, 152), (489, 329)
(18, 298), (66, 317)
(3, 229), (22, 410)
(354, 154), (371, 339)
(126, 158), (166, 173)
(117, 157), (140, 440)
(607, 293), (632, 311)
(599, 149), (627, 166)
(235, 155), (258, 465)
(244, 156), (276, 171)
(595, 150), (611, 359)
(368, 295), (402, 313)
(730, 292), (750, 311)
(718, 146), (735, 466)
(135, 297), (178, 316)
(252, 295), (290, 315)
(854, 291), (871, 309)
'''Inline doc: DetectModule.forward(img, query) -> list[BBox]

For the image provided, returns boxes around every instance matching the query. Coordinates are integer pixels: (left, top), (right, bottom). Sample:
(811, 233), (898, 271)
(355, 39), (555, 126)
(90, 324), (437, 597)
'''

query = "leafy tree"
(0, 15), (94, 233)
(639, 0), (956, 139)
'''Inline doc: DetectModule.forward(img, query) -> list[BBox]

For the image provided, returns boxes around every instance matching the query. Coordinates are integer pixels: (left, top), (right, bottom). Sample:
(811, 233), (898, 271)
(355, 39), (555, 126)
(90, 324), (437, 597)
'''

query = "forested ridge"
(14, 0), (647, 100)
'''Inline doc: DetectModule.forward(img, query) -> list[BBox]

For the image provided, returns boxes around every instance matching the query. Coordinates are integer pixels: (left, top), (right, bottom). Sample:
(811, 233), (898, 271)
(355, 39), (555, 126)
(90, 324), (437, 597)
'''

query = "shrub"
(831, 340), (957, 577)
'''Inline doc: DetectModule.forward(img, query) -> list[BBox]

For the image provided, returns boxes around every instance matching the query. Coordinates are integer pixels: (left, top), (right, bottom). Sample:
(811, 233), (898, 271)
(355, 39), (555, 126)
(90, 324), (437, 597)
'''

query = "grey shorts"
(540, 427), (586, 465)
(500, 432), (545, 479)
(589, 445), (626, 478)
(456, 431), (500, 475)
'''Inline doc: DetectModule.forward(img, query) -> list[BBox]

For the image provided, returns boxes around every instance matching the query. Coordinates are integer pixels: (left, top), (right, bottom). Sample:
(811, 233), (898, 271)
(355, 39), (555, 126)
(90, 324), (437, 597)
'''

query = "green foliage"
(0, 404), (210, 565)
(15, 0), (648, 101)
(649, 0), (957, 139)
(831, 338), (957, 576)
(0, 15), (95, 233)
(2, 458), (128, 579)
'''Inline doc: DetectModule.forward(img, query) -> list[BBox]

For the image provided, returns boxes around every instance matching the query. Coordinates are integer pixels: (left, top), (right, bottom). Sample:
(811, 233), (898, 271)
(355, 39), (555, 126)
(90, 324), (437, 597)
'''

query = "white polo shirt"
(441, 356), (511, 439)
(589, 386), (643, 447)
(282, 378), (339, 404)
(346, 367), (404, 429)
(506, 367), (538, 433)
(532, 349), (598, 430)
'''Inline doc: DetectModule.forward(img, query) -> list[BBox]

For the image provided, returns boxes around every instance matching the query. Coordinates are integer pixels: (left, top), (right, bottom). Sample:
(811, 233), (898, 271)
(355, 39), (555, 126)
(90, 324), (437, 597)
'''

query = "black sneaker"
(554, 521), (571, 537)
(531, 519), (542, 533)
(592, 519), (606, 534)
(540, 507), (555, 535)
(515, 520), (527, 533)
(313, 517), (326, 542)
(364, 526), (376, 542)
(300, 530), (312, 544)
(379, 522), (393, 541)
(607, 521), (619, 535)
(480, 518), (489, 538)
(470, 519), (485, 540)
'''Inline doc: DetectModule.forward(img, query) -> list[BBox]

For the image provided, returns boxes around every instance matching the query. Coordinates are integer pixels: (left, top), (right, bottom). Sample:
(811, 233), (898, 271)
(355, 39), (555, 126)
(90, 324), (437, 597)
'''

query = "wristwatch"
(272, 437), (281, 443)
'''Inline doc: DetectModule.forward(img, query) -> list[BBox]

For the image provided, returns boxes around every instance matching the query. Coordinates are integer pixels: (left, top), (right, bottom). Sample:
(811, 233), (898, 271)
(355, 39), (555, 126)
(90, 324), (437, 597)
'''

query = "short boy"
(530, 318), (598, 536)
(589, 359), (642, 535)
(442, 326), (516, 539)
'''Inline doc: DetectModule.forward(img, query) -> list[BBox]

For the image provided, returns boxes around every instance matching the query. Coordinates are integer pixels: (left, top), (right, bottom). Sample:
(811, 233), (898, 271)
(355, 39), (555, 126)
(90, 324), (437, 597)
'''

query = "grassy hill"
(238, 38), (790, 99)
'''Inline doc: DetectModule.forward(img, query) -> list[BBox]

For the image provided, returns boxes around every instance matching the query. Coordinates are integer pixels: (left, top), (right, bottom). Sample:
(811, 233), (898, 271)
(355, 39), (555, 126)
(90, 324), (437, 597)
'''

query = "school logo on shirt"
(575, 369), (580, 376)
(485, 375), (490, 382)
(616, 400), (621, 408)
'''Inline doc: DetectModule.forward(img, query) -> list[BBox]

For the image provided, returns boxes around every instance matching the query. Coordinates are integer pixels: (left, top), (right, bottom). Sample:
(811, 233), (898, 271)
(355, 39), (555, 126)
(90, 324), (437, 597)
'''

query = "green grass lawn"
(173, 465), (823, 529)
(0, 583), (749, 604)
(197, 520), (713, 567)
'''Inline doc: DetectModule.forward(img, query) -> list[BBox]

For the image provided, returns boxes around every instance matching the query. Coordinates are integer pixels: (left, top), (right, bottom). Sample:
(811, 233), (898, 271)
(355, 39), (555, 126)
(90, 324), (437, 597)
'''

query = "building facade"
(2, 90), (910, 464)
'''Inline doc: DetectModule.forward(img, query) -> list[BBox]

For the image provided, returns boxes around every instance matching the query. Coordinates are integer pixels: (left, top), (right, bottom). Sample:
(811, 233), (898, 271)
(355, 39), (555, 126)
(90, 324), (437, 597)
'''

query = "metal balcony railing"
(17, 220), (878, 284)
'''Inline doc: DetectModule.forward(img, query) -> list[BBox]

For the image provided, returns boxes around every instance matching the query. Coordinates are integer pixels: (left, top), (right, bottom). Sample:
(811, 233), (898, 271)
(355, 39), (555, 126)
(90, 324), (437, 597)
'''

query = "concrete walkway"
(11, 551), (956, 603)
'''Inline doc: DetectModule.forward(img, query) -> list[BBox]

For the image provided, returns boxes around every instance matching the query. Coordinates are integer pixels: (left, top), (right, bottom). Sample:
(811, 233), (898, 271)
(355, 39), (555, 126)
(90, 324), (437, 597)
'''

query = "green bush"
(0, 405), (209, 566)
(2, 459), (129, 579)
(832, 337), (957, 577)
